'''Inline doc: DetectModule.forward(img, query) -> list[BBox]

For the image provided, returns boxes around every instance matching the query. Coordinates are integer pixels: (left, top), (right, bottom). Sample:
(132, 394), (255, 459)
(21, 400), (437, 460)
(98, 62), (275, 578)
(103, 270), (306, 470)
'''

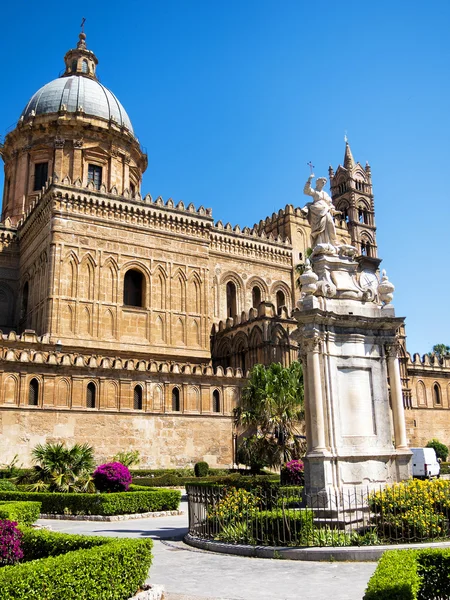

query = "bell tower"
(328, 140), (378, 258)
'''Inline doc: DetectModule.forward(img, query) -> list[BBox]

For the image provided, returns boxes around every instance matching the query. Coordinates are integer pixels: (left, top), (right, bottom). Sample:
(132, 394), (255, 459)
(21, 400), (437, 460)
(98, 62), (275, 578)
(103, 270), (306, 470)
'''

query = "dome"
(20, 75), (134, 135)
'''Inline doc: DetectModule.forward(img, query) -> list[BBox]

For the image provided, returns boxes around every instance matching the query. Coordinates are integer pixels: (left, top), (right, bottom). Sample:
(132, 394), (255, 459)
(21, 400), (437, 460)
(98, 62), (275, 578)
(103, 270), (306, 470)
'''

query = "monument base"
(304, 449), (412, 507)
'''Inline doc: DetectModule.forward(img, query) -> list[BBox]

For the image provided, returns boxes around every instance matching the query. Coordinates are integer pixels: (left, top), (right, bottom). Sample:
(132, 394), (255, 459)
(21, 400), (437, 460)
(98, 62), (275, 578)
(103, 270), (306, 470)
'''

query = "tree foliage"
(234, 362), (304, 469)
(426, 438), (449, 462)
(428, 344), (450, 359)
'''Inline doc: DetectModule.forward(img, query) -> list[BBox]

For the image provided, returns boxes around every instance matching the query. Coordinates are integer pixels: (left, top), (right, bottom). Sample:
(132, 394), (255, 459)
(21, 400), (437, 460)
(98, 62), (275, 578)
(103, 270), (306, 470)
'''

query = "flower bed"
(0, 528), (153, 599)
(0, 489), (181, 516)
(369, 479), (450, 542)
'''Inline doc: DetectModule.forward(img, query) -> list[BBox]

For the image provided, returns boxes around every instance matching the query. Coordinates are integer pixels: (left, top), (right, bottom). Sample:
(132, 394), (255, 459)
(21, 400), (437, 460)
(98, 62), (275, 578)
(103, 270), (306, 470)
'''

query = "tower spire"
(343, 139), (355, 170)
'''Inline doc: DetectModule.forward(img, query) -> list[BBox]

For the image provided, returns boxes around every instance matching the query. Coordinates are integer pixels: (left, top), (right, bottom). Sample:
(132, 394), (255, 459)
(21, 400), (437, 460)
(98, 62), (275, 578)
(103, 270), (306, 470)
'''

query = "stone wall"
(0, 409), (234, 468)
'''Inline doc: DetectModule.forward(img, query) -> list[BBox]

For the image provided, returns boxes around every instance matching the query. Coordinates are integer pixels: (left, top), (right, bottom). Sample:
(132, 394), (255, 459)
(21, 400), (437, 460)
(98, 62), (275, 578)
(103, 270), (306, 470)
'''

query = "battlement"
(0, 329), (243, 379)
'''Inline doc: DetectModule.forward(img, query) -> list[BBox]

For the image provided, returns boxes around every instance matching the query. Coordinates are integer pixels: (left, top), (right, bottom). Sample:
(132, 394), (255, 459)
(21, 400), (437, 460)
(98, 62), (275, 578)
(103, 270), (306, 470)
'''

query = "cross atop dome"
(63, 30), (98, 80)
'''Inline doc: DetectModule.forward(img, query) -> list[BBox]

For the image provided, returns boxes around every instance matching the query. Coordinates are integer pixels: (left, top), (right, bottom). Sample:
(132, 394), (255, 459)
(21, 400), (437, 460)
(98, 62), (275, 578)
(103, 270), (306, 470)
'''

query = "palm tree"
(17, 442), (96, 493)
(234, 362), (304, 469)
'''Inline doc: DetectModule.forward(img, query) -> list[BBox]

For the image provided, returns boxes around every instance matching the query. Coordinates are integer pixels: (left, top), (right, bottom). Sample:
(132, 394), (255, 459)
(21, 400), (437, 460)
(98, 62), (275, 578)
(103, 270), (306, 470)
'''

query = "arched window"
(358, 208), (364, 223)
(28, 378), (39, 406)
(172, 387), (180, 411)
(252, 286), (261, 309)
(21, 282), (29, 320)
(434, 384), (441, 405)
(71, 59), (77, 72)
(82, 59), (89, 73)
(134, 385), (143, 410)
(361, 241), (367, 256)
(212, 390), (220, 413)
(226, 281), (237, 318)
(87, 382), (96, 408)
(276, 290), (286, 315)
(123, 269), (144, 307)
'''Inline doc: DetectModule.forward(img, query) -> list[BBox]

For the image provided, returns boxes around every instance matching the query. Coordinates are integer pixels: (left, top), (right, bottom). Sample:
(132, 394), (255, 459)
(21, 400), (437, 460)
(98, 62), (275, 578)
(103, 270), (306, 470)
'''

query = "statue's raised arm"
(303, 174), (316, 198)
(301, 175), (338, 251)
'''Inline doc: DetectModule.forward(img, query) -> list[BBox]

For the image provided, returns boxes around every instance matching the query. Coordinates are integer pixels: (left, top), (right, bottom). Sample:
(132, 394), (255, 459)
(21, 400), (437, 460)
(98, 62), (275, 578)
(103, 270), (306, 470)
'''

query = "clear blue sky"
(1, 0), (449, 355)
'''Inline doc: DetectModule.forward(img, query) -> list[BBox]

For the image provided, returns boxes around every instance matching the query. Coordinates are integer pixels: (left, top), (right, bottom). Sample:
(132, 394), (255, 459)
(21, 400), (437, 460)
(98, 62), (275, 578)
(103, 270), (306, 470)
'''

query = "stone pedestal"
(293, 246), (412, 500)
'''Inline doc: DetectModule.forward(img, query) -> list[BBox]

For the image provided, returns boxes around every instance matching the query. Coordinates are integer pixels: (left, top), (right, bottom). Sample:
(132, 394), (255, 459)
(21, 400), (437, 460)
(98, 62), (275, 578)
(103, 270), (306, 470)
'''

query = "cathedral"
(0, 33), (448, 468)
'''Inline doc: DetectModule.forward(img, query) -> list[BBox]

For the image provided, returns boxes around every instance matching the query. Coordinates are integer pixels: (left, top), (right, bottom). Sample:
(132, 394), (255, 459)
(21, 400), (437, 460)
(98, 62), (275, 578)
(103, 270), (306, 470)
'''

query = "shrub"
(426, 439), (448, 462)
(0, 480), (17, 491)
(93, 462), (132, 492)
(364, 549), (420, 600)
(194, 461), (209, 478)
(112, 450), (140, 468)
(0, 501), (41, 526)
(251, 508), (314, 546)
(0, 519), (23, 566)
(208, 487), (260, 521)
(16, 442), (95, 493)
(280, 459), (304, 486)
(0, 529), (153, 600)
(0, 489), (181, 516)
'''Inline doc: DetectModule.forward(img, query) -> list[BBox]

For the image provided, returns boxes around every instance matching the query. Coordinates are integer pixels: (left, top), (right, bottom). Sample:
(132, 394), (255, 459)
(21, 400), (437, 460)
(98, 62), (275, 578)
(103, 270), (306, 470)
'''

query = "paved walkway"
(37, 501), (376, 600)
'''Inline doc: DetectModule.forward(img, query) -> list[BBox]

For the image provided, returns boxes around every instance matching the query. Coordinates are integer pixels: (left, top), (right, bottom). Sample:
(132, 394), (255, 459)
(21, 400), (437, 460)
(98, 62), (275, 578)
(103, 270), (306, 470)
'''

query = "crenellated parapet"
(0, 328), (243, 379)
(210, 221), (292, 265)
(16, 181), (215, 241)
(407, 351), (450, 372)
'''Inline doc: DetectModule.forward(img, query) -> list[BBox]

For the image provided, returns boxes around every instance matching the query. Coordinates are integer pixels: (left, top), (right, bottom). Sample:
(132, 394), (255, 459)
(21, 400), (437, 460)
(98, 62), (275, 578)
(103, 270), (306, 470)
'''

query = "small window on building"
(276, 290), (286, 315)
(82, 59), (89, 73)
(134, 385), (143, 410)
(252, 286), (261, 309)
(71, 59), (78, 72)
(172, 387), (180, 412)
(87, 382), (96, 408)
(28, 378), (39, 406)
(123, 269), (144, 307)
(361, 241), (367, 256)
(34, 162), (48, 191)
(212, 390), (220, 413)
(434, 384), (441, 405)
(226, 282), (237, 318)
(87, 164), (102, 190)
(130, 182), (136, 196)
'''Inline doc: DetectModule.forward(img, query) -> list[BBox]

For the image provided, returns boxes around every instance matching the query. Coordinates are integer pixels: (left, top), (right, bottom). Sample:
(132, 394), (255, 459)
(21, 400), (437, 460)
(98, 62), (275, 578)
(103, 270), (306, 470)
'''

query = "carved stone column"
(72, 139), (83, 182)
(386, 341), (408, 449)
(54, 138), (65, 181)
(304, 336), (327, 452)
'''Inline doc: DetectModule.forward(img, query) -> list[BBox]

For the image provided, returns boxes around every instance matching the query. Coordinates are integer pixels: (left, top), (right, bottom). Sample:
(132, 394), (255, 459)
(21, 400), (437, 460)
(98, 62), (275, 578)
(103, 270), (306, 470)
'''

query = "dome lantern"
(63, 32), (98, 79)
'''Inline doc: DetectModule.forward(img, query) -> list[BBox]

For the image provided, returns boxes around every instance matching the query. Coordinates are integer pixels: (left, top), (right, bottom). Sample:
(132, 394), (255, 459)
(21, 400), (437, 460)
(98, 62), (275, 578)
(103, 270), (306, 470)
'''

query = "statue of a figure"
(302, 174), (340, 250)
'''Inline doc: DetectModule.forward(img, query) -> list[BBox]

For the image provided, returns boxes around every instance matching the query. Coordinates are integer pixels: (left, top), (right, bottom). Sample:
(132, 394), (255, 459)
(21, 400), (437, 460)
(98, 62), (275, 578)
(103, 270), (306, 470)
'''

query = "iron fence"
(186, 481), (450, 547)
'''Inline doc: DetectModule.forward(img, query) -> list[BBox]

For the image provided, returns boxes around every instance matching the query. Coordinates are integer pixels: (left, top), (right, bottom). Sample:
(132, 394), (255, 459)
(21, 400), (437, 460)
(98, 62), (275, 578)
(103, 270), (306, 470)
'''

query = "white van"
(411, 448), (440, 479)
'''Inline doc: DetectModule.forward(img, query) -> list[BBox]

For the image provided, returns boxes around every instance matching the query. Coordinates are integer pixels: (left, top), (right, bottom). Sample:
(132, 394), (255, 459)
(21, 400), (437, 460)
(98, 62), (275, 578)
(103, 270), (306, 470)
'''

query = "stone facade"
(0, 33), (449, 467)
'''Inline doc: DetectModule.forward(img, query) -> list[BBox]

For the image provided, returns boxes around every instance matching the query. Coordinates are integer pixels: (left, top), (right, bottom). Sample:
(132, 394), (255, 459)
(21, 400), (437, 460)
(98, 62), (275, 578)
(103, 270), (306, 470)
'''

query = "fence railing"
(186, 481), (450, 547)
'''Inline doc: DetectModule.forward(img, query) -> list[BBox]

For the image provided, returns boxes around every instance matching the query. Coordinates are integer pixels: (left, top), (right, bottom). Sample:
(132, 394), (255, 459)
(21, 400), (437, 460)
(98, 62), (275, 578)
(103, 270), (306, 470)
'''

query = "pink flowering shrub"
(281, 459), (305, 486)
(93, 462), (132, 492)
(0, 519), (23, 566)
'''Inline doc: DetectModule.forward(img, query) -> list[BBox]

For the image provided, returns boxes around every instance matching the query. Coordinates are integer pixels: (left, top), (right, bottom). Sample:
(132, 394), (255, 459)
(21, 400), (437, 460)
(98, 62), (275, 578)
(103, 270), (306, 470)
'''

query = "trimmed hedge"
(251, 509), (314, 546)
(0, 489), (181, 516)
(0, 481), (17, 492)
(364, 550), (419, 600)
(364, 548), (450, 599)
(0, 501), (41, 526)
(0, 528), (153, 599)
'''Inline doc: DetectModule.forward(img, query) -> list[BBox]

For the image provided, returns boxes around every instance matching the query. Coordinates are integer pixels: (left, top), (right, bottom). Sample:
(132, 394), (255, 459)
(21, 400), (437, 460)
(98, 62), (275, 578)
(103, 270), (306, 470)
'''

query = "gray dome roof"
(20, 75), (134, 134)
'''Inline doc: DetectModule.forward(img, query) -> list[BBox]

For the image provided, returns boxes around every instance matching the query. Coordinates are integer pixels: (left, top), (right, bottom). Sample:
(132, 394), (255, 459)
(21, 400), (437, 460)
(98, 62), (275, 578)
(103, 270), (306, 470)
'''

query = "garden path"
(37, 499), (376, 600)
